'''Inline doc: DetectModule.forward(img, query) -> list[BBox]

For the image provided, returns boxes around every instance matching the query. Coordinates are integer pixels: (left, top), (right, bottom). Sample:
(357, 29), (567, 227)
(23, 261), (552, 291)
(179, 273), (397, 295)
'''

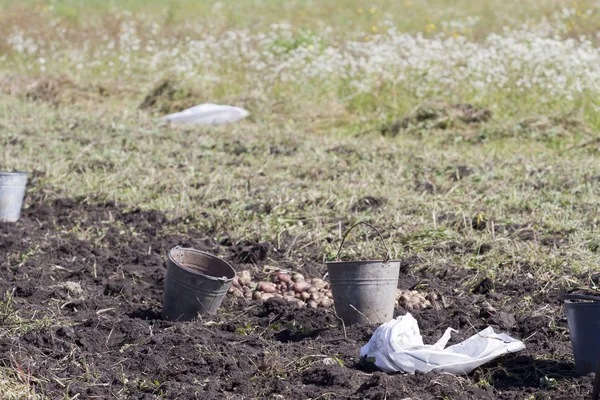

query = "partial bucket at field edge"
(563, 294), (600, 375)
(0, 172), (28, 223)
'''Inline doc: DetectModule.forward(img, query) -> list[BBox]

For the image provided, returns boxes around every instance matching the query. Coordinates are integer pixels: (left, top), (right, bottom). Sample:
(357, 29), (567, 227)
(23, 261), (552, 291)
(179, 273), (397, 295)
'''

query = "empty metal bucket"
(326, 222), (400, 326)
(162, 246), (236, 321)
(563, 294), (600, 375)
(0, 172), (27, 222)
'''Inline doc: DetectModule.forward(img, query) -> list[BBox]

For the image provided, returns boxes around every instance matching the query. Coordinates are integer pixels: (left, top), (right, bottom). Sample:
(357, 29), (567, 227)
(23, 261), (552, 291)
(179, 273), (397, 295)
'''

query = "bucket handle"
(334, 221), (391, 263)
(561, 293), (600, 302)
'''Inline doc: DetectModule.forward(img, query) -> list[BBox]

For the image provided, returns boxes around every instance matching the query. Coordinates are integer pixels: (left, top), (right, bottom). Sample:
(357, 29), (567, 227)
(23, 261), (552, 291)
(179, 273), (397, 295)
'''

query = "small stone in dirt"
(61, 281), (84, 297)
(489, 311), (516, 330)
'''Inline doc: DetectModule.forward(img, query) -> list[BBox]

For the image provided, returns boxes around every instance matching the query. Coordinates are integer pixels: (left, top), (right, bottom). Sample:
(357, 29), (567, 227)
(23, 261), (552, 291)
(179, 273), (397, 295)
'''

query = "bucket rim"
(564, 300), (600, 306)
(325, 259), (400, 265)
(562, 293), (600, 304)
(167, 246), (236, 282)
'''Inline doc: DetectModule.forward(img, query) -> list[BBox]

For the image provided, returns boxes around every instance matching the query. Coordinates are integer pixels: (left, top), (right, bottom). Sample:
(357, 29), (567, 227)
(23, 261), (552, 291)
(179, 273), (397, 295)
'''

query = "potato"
(307, 286), (317, 293)
(283, 295), (297, 303)
(319, 298), (333, 308)
(252, 291), (262, 301)
(232, 276), (241, 288)
(292, 281), (311, 293)
(295, 300), (305, 308)
(278, 283), (288, 291)
(427, 292), (438, 301)
(291, 273), (305, 283)
(238, 270), (252, 286)
(230, 287), (243, 298)
(277, 273), (291, 283)
(325, 290), (333, 298)
(310, 292), (322, 302)
(243, 288), (252, 299)
(307, 300), (318, 309)
(301, 292), (311, 301)
(262, 293), (275, 301)
(312, 278), (325, 289)
(257, 281), (276, 293)
(323, 282), (330, 290)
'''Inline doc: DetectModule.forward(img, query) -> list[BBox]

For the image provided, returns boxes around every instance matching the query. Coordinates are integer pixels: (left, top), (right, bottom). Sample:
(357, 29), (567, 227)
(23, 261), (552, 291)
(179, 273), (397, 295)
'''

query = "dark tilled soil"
(0, 194), (593, 399)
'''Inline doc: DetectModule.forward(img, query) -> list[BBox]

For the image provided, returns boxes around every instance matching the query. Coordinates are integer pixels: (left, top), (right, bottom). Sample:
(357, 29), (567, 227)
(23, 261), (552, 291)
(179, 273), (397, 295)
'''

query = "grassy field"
(1, 0), (600, 398)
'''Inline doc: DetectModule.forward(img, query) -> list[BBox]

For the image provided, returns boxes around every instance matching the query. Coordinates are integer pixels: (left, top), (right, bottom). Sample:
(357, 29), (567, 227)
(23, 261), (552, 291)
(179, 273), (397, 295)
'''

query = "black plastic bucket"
(563, 294), (600, 375)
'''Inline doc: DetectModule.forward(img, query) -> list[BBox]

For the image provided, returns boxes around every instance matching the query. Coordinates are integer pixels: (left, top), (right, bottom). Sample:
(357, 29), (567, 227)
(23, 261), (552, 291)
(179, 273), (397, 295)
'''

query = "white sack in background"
(360, 312), (525, 375)
(162, 104), (249, 126)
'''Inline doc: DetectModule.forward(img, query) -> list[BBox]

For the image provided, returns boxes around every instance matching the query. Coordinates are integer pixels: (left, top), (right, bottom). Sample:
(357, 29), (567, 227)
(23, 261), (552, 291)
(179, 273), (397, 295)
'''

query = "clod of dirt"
(475, 242), (493, 254)
(471, 216), (487, 231)
(473, 277), (494, 294)
(489, 311), (516, 330)
(515, 115), (594, 140)
(53, 281), (85, 299)
(302, 365), (356, 388)
(26, 77), (75, 105)
(453, 103), (493, 123)
(351, 196), (387, 212)
(541, 236), (568, 247)
(415, 181), (435, 194)
(449, 165), (474, 181)
(381, 102), (492, 137)
(224, 141), (251, 155)
(230, 241), (271, 263)
(212, 198), (232, 208)
(139, 79), (203, 115)
(245, 202), (273, 215)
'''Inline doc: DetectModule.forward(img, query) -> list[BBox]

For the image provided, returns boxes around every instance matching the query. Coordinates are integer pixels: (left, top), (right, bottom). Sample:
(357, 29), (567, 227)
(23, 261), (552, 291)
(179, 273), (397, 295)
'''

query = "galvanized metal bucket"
(162, 246), (236, 322)
(0, 172), (28, 222)
(325, 222), (400, 326)
(563, 294), (600, 375)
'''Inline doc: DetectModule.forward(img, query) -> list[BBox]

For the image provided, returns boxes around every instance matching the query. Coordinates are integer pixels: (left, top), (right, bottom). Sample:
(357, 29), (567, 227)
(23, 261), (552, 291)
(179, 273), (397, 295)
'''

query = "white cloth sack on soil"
(360, 312), (525, 375)
(162, 104), (249, 126)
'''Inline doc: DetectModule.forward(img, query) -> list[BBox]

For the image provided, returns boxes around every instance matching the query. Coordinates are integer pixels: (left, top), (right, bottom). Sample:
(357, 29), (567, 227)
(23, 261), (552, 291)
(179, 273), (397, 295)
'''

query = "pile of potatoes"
(228, 270), (333, 309)
(395, 288), (437, 310)
(228, 270), (438, 312)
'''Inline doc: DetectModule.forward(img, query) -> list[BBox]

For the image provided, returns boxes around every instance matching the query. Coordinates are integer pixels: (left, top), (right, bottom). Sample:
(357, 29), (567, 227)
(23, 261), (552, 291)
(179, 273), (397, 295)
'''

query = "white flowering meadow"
(2, 1), (600, 119)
